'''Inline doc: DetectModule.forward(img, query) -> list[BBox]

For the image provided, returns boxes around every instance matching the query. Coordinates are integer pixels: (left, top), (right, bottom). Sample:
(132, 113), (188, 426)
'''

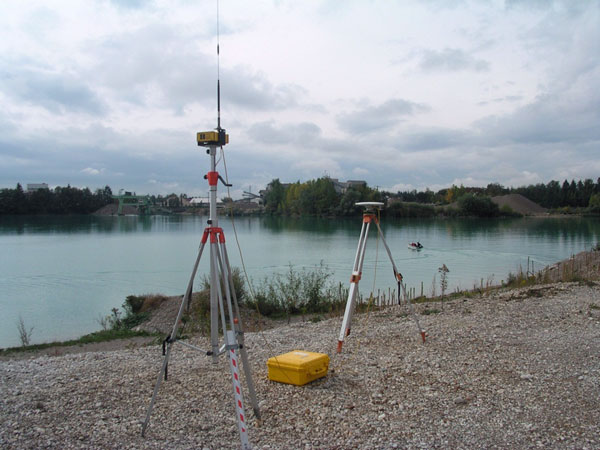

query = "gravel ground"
(1, 281), (599, 449)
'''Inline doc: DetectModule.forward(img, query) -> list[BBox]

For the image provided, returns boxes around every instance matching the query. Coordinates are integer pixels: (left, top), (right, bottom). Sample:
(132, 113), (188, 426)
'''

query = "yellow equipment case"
(267, 350), (330, 386)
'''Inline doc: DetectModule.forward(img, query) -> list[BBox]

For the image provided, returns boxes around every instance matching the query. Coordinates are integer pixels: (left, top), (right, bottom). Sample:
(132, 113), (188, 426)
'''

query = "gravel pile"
(1, 282), (599, 449)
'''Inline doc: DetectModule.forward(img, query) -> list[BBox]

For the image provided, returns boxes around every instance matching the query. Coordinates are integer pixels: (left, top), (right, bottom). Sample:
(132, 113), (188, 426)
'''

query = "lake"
(1, 214), (599, 348)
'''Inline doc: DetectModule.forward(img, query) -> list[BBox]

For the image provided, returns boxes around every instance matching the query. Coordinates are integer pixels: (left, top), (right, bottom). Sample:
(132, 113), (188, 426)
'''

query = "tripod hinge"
(162, 334), (174, 355)
(218, 342), (242, 355)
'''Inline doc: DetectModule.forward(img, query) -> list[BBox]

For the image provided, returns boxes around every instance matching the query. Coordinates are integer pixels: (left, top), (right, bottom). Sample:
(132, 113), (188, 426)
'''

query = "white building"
(26, 183), (49, 193)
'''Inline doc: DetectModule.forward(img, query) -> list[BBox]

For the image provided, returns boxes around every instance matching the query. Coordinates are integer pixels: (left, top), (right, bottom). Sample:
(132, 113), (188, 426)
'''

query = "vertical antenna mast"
(216, 0), (221, 131)
(196, 0), (228, 148)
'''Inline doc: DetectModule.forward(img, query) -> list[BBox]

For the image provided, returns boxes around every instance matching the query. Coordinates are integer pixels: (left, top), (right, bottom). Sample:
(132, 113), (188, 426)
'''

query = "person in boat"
(417, 241), (422, 248)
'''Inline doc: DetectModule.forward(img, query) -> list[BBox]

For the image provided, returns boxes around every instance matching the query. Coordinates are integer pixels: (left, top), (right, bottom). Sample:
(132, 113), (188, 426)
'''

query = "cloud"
(418, 48), (490, 72)
(108, 0), (146, 9)
(0, 62), (105, 115)
(336, 99), (430, 134)
(292, 157), (342, 179)
(0, 0), (598, 197)
(247, 121), (322, 146)
(393, 127), (471, 151)
(90, 24), (307, 114)
(81, 167), (103, 176)
(352, 167), (369, 176)
(474, 88), (600, 146)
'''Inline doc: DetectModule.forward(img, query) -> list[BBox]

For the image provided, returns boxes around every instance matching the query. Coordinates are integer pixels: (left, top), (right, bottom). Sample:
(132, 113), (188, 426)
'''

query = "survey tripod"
(141, 130), (260, 449)
(337, 202), (427, 353)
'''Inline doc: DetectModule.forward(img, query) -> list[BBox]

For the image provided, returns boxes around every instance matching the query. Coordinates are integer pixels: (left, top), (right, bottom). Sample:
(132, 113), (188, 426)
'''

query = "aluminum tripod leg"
(375, 222), (426, 343)
(337, 218), (371, 353)
(141, 239), (207, 436)
(221, 241), (261, 420)
(210, 236), (251, 448)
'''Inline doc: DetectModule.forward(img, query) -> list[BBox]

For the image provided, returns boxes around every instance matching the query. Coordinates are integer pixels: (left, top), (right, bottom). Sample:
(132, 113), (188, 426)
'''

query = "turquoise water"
(1, 215), (598, 348)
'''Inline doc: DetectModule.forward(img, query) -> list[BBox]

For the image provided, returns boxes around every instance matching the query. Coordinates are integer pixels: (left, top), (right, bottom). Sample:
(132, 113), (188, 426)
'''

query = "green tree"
(264, 179), (285, 214)
(589, 193), (600, 214)
(457, 194), (499, 217)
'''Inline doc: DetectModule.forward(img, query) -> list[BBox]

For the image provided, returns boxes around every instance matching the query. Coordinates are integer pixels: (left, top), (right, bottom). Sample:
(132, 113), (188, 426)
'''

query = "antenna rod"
(216, 0), (221, 130)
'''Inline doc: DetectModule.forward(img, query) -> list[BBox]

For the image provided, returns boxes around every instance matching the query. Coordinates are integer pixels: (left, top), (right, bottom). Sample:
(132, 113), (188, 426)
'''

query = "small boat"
(408, 242), (423, 250)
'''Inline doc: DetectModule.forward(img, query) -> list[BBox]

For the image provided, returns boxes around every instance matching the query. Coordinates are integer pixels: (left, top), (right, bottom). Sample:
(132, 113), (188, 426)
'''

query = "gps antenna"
(216, 0), (221, 131)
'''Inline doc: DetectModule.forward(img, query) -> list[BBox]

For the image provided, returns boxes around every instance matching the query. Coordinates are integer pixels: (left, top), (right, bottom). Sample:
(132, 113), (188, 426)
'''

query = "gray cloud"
(474, 89), (600, 146)
(0, 62), (105, 115)
(336, 99), (430, 134)
(90, 24), (307, 113)
(418, 48), (490, 73)
(247, 121), (322, 145)
(393, 128), (471, 151)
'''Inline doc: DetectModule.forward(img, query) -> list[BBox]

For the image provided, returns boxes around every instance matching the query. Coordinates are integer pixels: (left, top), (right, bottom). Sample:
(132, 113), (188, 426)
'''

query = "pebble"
(1, 281), (599, 449)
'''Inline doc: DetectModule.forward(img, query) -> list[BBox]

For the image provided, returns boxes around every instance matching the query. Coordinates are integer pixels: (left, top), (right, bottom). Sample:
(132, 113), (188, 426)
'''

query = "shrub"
(500, 204), (523, 217)
(245, 263), (342, 318)
(457, 194), (500, 217)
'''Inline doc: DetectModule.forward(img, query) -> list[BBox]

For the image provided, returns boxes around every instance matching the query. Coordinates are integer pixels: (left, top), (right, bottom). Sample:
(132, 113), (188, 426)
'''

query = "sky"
(1, 0), (599, 198)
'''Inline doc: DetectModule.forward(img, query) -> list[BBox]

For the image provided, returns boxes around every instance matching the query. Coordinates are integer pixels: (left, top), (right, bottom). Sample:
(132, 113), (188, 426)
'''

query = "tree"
(457, 194), (499, 217)
(486, 183), (508, 197)
(264, 179), (285, 214)
(589, 193), (600, 214)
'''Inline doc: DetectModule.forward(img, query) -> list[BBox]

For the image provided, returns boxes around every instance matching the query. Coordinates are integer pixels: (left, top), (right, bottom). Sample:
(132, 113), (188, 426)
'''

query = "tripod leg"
(375, 223), (426, 343)
(225, 330), (251, 449)
(211, 241), (251, 447)
(210, 241), (220, 363)
(141, 240), (207, 436)
(220, 242), (261, 420)
(337, 220), (371, 353)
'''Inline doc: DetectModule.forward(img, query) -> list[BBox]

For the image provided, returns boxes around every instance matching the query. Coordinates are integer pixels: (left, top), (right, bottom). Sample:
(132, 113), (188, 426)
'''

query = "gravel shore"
(1, 281), (599, 449)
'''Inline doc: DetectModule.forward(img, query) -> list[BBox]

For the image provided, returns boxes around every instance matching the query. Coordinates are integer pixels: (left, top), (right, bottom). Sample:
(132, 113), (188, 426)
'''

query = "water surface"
(1, 215), (598, 347)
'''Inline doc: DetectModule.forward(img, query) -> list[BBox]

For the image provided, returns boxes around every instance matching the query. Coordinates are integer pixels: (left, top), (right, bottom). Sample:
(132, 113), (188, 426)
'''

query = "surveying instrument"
(337, 202), (427, 353)
(141, 68), (260, 450)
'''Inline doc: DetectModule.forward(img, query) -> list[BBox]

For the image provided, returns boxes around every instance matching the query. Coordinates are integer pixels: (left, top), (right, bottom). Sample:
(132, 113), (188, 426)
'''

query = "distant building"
(26, 183), (49, 193)
(346, 180), (367, 189)
(189, 197), (206, 206)
(330, 179), (367, 194)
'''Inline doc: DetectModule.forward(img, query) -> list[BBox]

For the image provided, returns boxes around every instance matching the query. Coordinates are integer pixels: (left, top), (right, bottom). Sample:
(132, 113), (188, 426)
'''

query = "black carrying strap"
(162, 334), (173, 380)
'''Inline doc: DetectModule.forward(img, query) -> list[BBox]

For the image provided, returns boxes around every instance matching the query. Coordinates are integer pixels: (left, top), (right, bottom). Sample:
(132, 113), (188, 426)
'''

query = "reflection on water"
(0, 214), (599, 348)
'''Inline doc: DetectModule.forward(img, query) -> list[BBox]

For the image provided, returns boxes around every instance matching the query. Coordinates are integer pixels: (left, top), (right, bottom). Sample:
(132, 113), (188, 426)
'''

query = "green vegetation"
(0, 183), (113, 215)
(4, 176), (598, 217)
(245, 263), (346, 320)
(262, 176), (600, 218)
(457, 193), (500, 217)
(263, 178), (381, 217)
(589, 194), (600, 214)
(400, 178), (600, 210)
(17, 315), (34, 347)
(386, 201), (436, 218)
(97, 294), (160, 331)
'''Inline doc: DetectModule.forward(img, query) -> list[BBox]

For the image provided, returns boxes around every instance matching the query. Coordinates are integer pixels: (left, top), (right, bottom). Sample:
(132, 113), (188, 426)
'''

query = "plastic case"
(267, 350), (330, 386)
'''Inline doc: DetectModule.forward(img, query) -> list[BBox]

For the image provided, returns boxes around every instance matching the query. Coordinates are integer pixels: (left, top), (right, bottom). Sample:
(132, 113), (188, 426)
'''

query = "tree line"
(0, 184), (114, 214)
(397, 178), (600, 210)
(263, 176), (600, 217)
(263, 179), (383, 216)
(3, 175), (599, 216)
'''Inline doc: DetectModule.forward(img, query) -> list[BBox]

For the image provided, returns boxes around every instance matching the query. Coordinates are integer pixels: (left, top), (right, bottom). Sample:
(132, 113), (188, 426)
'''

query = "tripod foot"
(420, 331), (427, 343)
(336, 340), (343, 353)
